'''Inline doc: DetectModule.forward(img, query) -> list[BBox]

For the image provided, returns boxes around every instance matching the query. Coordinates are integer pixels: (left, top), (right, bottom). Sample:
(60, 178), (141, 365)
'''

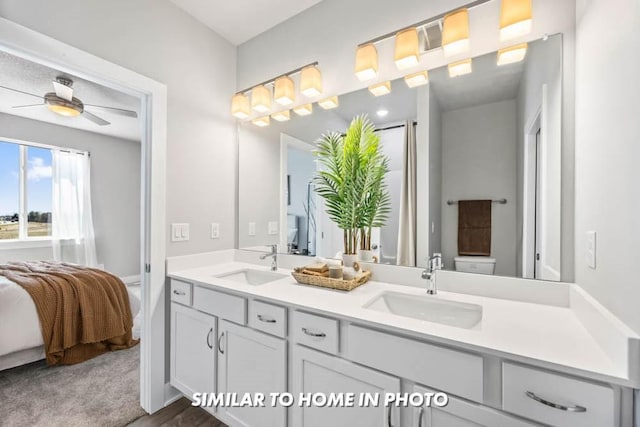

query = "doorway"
(0, 17), (168, 413)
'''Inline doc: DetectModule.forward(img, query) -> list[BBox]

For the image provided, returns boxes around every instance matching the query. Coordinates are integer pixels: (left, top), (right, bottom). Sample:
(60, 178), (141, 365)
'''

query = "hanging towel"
(458, 200), (492, 256)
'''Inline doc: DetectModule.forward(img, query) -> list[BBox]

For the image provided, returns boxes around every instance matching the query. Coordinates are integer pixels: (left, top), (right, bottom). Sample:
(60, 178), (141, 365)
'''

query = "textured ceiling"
(169, 0), (324, 45)
(0, 51), (141, 142)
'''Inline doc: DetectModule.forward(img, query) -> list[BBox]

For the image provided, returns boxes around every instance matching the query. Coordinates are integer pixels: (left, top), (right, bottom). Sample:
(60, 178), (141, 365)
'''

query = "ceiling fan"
(0, 76), (138, 126)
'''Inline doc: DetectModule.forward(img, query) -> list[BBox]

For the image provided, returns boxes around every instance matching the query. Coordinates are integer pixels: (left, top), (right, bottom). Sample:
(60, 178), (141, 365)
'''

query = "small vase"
(358, 249), (374, 263)
(342, 253), (358, 268)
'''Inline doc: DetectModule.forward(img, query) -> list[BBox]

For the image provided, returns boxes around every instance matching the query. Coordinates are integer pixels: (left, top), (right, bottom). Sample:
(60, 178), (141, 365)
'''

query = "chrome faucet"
(421, 253), (443, 295)
(260, 244), (278, 271)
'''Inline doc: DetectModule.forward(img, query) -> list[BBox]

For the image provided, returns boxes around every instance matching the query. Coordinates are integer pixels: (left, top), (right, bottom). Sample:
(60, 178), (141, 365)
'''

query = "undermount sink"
(364, 291), (482, 329)
(215, 269), (286, 285)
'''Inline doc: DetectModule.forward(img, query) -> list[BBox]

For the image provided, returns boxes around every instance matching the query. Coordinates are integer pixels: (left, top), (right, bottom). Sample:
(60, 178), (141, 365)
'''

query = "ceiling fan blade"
(53, 80), (73, 101)
(0, 84), (43, 99)
(82, 110), (110, 126)
(12, 103), (45, 109)
(84, 104), (138, 118)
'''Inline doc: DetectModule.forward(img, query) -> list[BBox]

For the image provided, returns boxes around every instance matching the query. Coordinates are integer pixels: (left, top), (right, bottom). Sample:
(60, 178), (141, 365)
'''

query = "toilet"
(454, 256), (496, 275)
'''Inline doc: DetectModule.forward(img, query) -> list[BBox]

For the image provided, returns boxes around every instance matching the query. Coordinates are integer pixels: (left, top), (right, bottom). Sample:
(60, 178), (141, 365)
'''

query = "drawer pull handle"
(257, 314), (277, 323)
(302, 327), (326, 338)
(417, 407), (424, 427)
(218, 332), (225, 354)
(172, 290), (186, 296)
(206, 327), (213, 349)
(525, 391), (587, 413)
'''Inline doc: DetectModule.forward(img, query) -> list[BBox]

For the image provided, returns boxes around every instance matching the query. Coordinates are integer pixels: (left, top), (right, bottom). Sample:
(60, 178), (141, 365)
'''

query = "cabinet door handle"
(387, 404), (394, 427)
(417, 407), (424, 427)
(525, 391), (587, 413)
(257, 314), (277, 323)
(206, 327), (213, 349)
(218, 332), (225, 354)
(302, 327), (326, 338)
(172, 290), (185, 296)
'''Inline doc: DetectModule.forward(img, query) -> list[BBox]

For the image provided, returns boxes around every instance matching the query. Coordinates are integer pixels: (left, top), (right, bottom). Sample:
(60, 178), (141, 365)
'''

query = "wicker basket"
(291, 270), (371, 291)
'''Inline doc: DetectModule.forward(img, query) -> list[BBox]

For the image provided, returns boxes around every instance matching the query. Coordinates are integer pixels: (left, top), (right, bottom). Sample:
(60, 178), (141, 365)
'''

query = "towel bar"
(447, 198), (507, 205)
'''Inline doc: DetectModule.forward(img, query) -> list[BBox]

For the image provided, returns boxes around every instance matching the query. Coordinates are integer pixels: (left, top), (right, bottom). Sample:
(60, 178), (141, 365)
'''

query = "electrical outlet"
(248, 222), (256, 236)
(586, 231), (596, 269)
(211, 223), (220, 239)
(268, 221), (278, 235)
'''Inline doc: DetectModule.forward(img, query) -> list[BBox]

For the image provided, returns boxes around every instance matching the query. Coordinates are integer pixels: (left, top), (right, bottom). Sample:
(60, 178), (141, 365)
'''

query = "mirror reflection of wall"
(238, 34), (564, 282)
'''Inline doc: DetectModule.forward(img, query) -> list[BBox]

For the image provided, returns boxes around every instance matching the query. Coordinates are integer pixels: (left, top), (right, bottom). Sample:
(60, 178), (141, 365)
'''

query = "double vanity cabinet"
(169, 269), (631, 427)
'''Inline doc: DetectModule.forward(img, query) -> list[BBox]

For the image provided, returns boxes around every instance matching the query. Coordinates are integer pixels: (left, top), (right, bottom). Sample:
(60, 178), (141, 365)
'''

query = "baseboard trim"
(164, 383), (182, 407)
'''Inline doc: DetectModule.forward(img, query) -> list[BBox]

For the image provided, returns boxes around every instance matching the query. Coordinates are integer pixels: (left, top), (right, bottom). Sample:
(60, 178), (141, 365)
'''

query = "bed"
(0, 272), (141, 371)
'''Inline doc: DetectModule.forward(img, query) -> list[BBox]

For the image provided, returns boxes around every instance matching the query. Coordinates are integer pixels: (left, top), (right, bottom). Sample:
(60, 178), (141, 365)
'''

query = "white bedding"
(0, 275), (141, 359)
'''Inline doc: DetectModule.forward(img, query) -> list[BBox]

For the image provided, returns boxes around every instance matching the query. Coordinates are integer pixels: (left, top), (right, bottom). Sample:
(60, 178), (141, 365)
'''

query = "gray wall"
(0, 113), (140, 277)
(0, 0), (238, 257)
(428, 91), (442, 257)
(574, 0), (640, 334)
(441, 100), (517, 277)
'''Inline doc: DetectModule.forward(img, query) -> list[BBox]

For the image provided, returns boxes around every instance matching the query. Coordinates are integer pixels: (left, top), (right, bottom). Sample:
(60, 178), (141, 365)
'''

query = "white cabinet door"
(413, 385), (539, 427)
(218, 320), (287, 427)
(292, 345), (401, 427)
(170, 302), (216, 398)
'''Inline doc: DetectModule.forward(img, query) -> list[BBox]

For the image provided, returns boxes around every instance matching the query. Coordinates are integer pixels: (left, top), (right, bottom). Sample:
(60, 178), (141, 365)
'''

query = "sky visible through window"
(0, 140), (52, 216)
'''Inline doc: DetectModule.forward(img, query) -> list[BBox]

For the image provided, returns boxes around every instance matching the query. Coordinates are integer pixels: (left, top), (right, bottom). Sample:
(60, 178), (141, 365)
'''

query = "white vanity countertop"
(168, 261), (639, 388)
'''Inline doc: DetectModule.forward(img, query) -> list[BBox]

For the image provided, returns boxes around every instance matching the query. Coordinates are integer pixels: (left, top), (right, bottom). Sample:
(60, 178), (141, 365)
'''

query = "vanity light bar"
(318, 96), (339, 110)
(404, 70), (429, 88)
(271, 110), (291, 122)
(252, 116), (270, 127)
(497, 43), (528, 65)
(448, 58), (473, 77)
(293, 104), (313, 116)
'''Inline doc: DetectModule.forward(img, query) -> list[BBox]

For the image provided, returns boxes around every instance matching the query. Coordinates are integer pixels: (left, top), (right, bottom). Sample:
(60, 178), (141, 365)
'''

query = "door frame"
(0, 18), (168, 413)
(522, 106), (542, 279)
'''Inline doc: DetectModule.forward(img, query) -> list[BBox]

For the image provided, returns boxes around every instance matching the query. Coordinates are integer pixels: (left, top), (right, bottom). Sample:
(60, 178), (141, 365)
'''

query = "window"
(0, 140), (53, 241)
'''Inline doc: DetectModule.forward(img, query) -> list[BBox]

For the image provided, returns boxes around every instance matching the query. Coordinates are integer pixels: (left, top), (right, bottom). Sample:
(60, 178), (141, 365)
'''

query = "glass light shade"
(230, 93), (250, 119)
(394, 28), (420, 70)
(497, 43), (528, 66)
(500, 0), (532, 41)
(300, 65), (323, 97)
(368, 81), (391, 97)
(354, 44), (378, 81)
(293, 104), (313, 116)
(442, 9), (470, 57)
(48, 104), (81, 117)
(251, 85), (271, 113)
(274, 76), (295, 106)
(271, 110), (291, 122)
(252, 116), (270, 127)
(404, 70), (429, 88)
(448, 59), (473, 77)
(318, 96), (339, 110)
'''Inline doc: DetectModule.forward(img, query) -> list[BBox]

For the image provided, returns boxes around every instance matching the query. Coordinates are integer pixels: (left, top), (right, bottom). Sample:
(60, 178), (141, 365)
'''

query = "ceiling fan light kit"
(2, 76), (138, 126)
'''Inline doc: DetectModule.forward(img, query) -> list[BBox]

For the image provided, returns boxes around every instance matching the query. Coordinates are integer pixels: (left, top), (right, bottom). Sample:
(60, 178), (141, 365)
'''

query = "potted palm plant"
(314, 115), (390, 266)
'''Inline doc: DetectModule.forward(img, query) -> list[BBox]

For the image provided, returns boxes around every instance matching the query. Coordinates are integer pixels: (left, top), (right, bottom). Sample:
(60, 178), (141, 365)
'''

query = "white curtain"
(51, 150), (98, 267)
(396, 121), (417, 267)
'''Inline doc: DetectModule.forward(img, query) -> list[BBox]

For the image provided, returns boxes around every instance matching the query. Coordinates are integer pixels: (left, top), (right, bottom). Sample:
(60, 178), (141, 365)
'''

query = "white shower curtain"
(396, 121), (417, 267)
(51, 150), (98, 267)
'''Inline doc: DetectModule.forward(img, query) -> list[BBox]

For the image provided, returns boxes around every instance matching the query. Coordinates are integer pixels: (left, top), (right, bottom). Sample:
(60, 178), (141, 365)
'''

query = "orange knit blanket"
(0, 261), (138, 365)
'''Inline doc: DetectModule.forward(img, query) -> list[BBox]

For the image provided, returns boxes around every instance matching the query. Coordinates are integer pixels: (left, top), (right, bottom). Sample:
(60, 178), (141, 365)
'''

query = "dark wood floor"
(128, 398), (227, 427)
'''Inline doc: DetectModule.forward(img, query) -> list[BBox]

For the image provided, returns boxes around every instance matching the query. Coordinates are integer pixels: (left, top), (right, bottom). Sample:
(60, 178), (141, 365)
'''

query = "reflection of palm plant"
(313, 115), (390, 255)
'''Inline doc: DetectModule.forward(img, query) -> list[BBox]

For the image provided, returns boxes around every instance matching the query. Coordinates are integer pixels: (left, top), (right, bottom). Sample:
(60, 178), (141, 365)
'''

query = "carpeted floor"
(0, 345), (145, 427)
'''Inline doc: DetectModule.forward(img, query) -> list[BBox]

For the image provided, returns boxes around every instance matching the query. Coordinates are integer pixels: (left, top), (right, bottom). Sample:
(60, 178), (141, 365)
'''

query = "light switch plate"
(586, 231), (596, 269)
(248, 222), (256, 236)
(211, 223), (220, 239)
(171, 223), (189, 242)
(268, 221), (278, 235)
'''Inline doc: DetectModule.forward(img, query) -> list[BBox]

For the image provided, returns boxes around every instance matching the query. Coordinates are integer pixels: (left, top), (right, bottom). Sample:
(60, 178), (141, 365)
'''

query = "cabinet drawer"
(248, 300), (287, 338)
(193, 286), (247, 325)
(291, 311), (339, 355)
(502, 362), (617, 427)
(170, 279), (192, 306)
(345, 324), (483, 403)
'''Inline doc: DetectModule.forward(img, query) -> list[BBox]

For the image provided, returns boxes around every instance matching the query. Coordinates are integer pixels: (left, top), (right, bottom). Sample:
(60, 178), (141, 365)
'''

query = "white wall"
(428, 91), (443, 258)
(377, 126), (404, 264)
(238, 0), (575, 102)
(575, 0), (640, 334)
(0, 113), (140, 277)
(441, 100), (517, 276)
(0, 0), (237, 256)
